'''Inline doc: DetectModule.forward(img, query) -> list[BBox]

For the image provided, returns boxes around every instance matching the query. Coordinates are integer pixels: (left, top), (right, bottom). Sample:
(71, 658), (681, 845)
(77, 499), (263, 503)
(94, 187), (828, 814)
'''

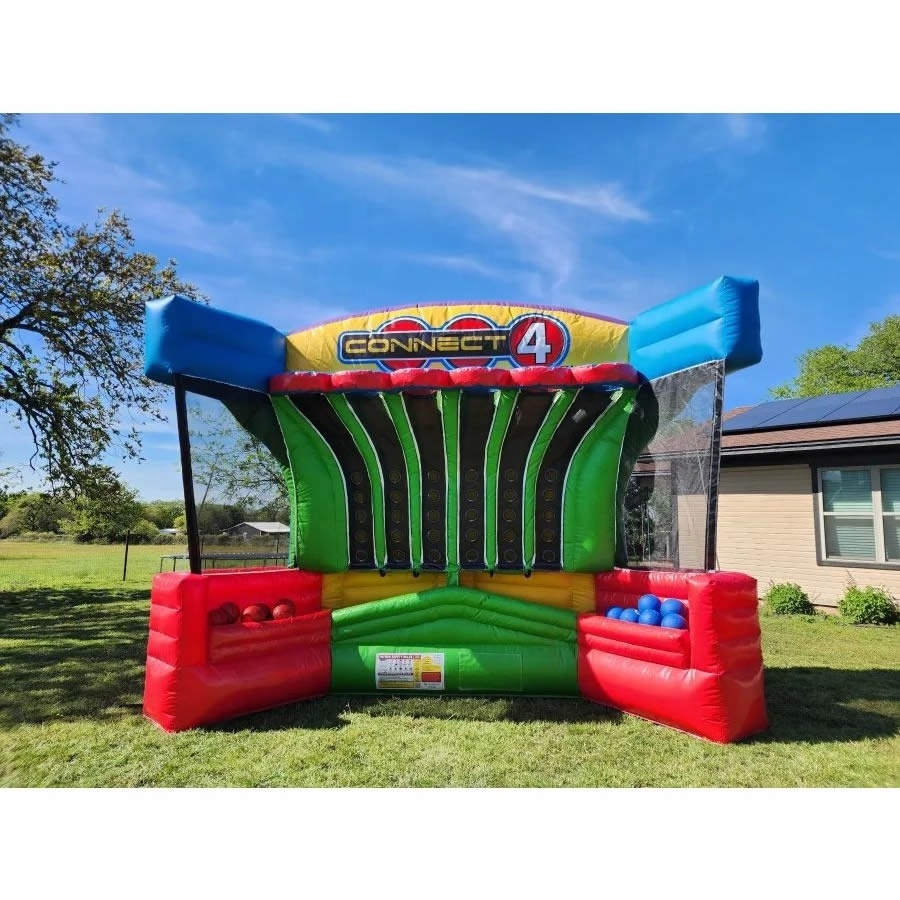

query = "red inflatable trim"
(571, 363), (640, 387)
(509, 365), (577, 388)
(448, 366), (514, 388)
(269, 371), (334, 393)
(330, 369), (393, 392)
(390, 367), (453, 390)
(270, 362), (642, 395)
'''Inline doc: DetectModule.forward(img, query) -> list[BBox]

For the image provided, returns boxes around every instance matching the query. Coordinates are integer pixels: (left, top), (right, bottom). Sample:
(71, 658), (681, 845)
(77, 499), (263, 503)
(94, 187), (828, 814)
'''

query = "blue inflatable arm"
(144, 295), (286, 393)
(628, 276), (761, 380)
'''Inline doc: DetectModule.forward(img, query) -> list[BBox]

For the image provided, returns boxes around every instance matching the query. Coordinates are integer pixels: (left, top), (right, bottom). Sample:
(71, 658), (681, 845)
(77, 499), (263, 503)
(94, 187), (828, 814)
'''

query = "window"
(819, 466), (900, 564)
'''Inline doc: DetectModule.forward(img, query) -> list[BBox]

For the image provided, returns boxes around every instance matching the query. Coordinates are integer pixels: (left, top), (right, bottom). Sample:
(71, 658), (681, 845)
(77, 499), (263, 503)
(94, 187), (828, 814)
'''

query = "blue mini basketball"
(660, 613), (688, 629)
(619, 608), (640, 624)
(637, 594), (661, 613)
(638, 609), (662, 626)
(606, 606), (624, 619)
(660, 598), (686, 617)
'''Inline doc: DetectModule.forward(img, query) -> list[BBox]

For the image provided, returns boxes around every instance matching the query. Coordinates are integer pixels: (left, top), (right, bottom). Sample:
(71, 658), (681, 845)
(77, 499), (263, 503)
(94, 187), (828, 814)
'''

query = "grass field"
(1, 540), (898, 787)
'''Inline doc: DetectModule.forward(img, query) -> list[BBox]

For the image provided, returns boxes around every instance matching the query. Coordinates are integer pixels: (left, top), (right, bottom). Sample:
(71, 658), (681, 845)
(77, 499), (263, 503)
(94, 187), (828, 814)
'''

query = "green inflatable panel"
(381, 393), (424, 568)
(561, 389), (636, 571)
(331, 586), (578, 695)
(271, 395), (350, 571)
(328, 394), (388, 569)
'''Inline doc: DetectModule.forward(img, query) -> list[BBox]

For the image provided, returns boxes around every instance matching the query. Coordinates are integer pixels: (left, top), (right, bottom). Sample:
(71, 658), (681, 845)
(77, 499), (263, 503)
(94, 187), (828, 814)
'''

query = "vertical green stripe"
(270, 395), (350, 571)
(439, 390), (460, 577)
(484, 390), (518, 569)
(382, 392), (423, 568)
(561, 390), (635, 571)
(522, 389), (579, 568)
(328, 394), (387, 569)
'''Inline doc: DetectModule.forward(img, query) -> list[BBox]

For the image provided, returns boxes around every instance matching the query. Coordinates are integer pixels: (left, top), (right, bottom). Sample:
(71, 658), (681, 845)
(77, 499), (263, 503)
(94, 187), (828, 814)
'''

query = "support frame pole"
(174, 374), (202, 575)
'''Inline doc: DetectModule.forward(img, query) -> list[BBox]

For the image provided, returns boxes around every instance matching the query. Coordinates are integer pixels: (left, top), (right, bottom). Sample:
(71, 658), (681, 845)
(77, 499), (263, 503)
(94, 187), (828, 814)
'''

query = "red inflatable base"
(580, 569), (769, 743)
(143, 568), (330, 733)
(142, 566), (768, 742)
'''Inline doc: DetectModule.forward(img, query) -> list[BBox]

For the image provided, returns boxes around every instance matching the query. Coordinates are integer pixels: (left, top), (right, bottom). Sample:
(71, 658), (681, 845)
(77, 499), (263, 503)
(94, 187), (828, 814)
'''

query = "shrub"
(127, 519), (164, 544)
(764, 582), (817, 616)
(838, 585), (899, 625)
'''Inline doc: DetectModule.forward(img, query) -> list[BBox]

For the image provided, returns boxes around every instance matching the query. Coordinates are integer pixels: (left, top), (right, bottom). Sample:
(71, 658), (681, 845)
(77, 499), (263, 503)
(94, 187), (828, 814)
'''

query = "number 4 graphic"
(515, 321), (552, 364)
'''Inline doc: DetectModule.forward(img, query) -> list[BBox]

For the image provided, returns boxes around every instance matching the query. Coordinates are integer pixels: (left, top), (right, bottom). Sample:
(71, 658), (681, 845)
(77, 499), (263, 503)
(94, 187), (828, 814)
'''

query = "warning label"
(375, 653), (445, 691)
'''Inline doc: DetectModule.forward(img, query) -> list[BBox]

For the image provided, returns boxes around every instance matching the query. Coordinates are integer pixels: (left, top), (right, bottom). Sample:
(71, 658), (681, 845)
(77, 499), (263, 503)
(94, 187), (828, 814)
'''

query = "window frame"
(816, 464), (900, 567)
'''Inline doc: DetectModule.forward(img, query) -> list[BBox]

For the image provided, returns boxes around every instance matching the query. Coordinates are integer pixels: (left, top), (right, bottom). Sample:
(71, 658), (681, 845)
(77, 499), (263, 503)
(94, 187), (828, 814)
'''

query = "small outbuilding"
(222, 521), (291, 539)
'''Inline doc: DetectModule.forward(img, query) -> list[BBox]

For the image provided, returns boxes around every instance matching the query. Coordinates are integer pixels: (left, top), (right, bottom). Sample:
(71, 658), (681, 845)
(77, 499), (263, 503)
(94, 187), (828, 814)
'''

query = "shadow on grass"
(215, 669), (900, 740)
(753, 666), (900, 744)
(208, 693), (624, 734)
(0, 586), (150, 725)
(2, 586), (898, 744)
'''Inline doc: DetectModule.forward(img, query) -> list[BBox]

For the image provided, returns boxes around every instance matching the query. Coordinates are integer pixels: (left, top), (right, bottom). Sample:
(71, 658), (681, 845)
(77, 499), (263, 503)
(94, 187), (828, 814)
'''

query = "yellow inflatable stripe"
(321, 570), (595, 612)
(321, 571), (447, 609)
(459, 571), (595, 613)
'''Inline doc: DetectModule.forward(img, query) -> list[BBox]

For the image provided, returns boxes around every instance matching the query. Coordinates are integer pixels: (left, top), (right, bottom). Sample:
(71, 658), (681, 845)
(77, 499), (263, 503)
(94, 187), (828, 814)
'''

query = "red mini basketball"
(207, 606), (229, 626)
(220, 602), (240, 624)
(272, 599), (296, 620)
(241, 603), (271, 623)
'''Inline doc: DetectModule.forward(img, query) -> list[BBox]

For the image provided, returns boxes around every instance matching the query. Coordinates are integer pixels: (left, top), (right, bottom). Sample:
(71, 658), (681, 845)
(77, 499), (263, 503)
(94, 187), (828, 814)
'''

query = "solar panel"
(724, 384), (900, 432)
(760, 392), (868, 428)
(820, 386), (900, 423)
(723, 398), (808, 432)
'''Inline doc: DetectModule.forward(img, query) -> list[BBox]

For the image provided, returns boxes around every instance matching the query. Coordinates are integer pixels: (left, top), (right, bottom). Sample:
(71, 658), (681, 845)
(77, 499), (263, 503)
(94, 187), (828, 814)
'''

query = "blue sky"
(4, 113), (900, 500)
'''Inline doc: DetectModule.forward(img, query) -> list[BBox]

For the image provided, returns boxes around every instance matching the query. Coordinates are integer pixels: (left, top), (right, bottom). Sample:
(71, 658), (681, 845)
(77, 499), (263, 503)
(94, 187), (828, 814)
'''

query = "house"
(223, 521), (290, 540)
(627, 384), (900, 608)
(715, 385), (900, 608)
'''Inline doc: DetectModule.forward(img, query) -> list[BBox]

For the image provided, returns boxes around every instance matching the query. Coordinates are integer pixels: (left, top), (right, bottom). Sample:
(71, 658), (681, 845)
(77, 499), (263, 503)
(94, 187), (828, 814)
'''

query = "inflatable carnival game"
(142, 276), (769, 743)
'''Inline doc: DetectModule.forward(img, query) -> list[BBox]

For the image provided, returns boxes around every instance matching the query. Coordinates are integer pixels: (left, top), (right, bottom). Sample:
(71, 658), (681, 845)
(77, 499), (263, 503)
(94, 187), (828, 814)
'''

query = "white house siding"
(675, 494), (707, 570)
(716, 464), (900, 608)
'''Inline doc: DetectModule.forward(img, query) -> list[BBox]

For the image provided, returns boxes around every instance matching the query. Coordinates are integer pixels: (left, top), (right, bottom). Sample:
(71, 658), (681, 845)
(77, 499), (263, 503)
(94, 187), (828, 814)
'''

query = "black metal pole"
(174, 374), (202, 575)
(122, 530), (131, 581)
(704, 360), (726, 571)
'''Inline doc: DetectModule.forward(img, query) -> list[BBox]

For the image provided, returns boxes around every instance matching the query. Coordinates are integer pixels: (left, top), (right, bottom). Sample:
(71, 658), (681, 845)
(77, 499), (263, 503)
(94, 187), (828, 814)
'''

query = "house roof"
(226, 521), (290, 533)
(721, 385), (900, 456)
(721, 417), (900, 456)
(634, 387), (900, 465)
(723, 384), (900, 432)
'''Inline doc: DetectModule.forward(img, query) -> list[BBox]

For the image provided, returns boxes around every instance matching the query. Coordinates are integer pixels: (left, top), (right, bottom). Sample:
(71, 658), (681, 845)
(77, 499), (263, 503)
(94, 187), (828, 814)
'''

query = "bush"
(838, 585), (899, 625)
(126, 519), (164, 544)
(5, 531), (72, 542)
(764, 582), (817, 616)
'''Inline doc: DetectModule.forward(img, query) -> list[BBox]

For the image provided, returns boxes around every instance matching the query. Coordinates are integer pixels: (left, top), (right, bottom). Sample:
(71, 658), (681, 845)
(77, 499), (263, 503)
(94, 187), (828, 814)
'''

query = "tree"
(0, 491), (69, 537)
(140, 499), (184, 530)
(189, 404), (289, 521)
(771, 315), (900, 398)
(60, 466), (144, 542)
(0, 114), (202, 495)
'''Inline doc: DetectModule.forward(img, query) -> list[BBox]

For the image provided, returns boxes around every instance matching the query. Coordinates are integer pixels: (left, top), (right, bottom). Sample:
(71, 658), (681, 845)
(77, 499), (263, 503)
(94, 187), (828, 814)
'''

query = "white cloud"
(254, 144), (652, 300)
(689, 114), (769, 155)
(281, 114), (337, 135)
(722, 114), (768, 145)
(16, 115), (306, 267)
(395, 252), (519, 282)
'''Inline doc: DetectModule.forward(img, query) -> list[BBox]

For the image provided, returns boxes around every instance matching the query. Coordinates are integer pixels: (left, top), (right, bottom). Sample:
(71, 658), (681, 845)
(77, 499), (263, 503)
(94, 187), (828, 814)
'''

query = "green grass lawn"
(1, 540), (898, 787)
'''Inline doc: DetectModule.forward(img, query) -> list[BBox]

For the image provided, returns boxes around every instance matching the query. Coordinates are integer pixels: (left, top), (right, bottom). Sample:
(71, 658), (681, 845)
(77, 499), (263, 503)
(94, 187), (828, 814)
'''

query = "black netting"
(622, 360), (724, 571)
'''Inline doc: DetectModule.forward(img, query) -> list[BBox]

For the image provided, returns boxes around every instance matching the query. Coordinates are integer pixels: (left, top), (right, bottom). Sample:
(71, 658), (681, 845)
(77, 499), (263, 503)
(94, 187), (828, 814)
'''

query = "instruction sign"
(375, 653), (445, 691)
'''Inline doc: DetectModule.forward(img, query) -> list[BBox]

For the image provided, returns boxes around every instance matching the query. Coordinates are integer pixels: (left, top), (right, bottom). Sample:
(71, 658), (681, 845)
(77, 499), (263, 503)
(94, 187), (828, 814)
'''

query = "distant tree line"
(0, 468), (288, 544)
